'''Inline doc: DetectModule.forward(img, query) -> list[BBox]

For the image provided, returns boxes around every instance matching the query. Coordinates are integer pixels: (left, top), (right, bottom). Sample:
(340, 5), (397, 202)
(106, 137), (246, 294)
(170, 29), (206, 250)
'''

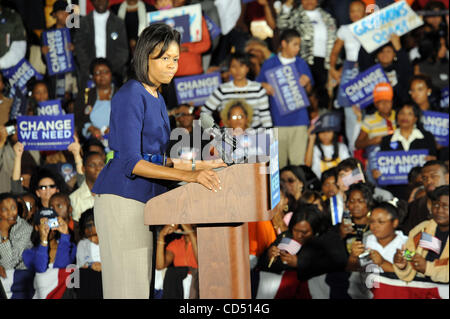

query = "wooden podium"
(144, 162), (275, 299)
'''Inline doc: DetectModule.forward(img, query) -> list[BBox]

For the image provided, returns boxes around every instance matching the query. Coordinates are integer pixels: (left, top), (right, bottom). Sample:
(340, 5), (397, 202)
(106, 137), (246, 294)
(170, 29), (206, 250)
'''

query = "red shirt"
(166, 237), (198, 268)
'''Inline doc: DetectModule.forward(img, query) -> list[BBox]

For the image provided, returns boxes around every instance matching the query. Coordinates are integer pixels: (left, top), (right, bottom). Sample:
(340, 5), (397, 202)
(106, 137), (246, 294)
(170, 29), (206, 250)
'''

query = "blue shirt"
(92, 80), (171, 203)
(22, 234), (76, 273)
(256, 55), (313, 127)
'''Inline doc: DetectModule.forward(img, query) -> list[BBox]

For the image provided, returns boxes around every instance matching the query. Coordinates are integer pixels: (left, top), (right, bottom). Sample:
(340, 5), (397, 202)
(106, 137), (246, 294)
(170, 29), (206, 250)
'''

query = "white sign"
(350, 1), (423, 53)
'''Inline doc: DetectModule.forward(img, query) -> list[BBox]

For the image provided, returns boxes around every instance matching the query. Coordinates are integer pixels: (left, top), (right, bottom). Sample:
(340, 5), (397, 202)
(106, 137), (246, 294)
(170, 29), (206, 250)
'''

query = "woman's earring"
(283, 205), (289, 213)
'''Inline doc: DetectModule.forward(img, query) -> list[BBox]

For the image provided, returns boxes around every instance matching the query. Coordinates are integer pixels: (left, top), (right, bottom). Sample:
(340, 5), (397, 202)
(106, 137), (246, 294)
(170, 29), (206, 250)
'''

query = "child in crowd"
(256, 28), (314, 168)
(76, 209), (101, 271)
(203, 52), (272, 129)
(49, 193), (79, 243)
(305, 112), (351, 179)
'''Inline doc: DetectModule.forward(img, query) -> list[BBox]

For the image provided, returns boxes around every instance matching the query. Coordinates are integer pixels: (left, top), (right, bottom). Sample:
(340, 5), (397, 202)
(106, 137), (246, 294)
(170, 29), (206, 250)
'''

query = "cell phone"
(48, 218), (59, 229)
(404, 249), (415, 261)
(6, 125), (15, 136)
(358, 250), (372, 267)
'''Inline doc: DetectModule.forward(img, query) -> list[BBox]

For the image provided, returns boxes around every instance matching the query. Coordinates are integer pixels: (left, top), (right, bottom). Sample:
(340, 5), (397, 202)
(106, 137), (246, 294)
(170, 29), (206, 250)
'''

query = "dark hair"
(424, 1), (446, 12)
(396, 103), (423, 130)
(83, 151), (104, 166)
(279, 28), (301, 45)
(49, 192), (71, 209)
(89, 57), (112, 76)
(350, 0), (366, 8)
(408, 166), (423, 185)
(300, 190), (324, 209)
(316, 130), (339, 162)
(288, 204), (326, 236)
(280, 183), (298, 212)
(0, 192), (18, 208)
(228, 52), (252, 69)
(423, 160), (449, 174)
(280, 165), (307, 186)
(78, 208), (95, 239)
(336, 158), (366, 179)
(409, 74), (433, 90)
(321, 167), (337, 185)
(82, 138), (106, 156)
(132, 23), (181, 87)
(372, 202), (400, 221)
(29, 168), (68, 203)
(428, 185), (449, 201)
(345, 182), (375, 210)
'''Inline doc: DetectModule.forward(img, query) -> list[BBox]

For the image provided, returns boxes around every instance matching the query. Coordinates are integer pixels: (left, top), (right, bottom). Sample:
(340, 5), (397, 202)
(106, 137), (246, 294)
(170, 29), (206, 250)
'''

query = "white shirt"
(336, 24), (361, 62)
(277, 53), (296, 65)
(365, 231), (408, 272)
(305, 9), (327, 58)
(311, 143), (351, 179)
(214, 0), (241, 35)
(69, 181), (94, 222)
(390, 128), (424, 151)
(76, 238), (101, 267)
(93, 10), (110, 58)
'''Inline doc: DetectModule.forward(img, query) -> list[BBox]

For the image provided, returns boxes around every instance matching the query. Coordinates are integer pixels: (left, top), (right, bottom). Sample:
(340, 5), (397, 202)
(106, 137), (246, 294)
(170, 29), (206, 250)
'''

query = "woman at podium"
(92, 23), (225, 299)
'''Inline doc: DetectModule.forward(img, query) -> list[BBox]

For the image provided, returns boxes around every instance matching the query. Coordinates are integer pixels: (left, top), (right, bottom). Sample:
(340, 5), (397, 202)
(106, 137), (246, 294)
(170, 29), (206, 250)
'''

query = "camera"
(358, 250), (373, 267)
(5, 125), (15, 136)
(404, 249), (415, 261)
(47, 218), (59, 229)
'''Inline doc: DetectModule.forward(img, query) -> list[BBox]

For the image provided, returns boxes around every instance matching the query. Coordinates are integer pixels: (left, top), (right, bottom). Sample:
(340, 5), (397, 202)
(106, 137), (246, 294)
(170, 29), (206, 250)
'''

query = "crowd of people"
(0, 0), (448, 299)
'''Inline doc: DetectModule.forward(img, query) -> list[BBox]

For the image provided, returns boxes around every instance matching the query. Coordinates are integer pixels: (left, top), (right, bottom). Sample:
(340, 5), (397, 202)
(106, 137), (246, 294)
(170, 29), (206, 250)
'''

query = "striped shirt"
(0, 216), (33, 270)
(202, 80), (273, 128)
(361, 111), (396, 139)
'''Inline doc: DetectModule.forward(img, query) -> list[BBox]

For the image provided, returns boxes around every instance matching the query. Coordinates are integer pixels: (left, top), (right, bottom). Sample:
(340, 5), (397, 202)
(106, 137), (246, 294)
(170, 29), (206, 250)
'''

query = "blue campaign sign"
(37, 99), (63, 116)
(161, 14), (191, 44)
(204, 14), (221, 41)
(422, 111), (449, 147)
(174, 72), (222, 106)
(265, 63), (310, 116)
(441, 86), (449, 109)
(42, 28), (75, 76)
(376, 149), (429, 186)
(17, 114), (74, 151)
(341, 64), (389, 109)
(270, 140), (281, 210)
(2, 59), (43, 95)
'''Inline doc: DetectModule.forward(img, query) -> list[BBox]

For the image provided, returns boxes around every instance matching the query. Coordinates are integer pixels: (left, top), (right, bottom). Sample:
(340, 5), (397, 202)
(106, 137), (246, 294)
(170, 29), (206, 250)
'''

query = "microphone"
(199, 113), (237, 164)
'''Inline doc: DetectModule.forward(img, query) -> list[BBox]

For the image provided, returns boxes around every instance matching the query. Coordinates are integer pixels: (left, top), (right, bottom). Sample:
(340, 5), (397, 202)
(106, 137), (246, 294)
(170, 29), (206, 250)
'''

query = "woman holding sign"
(91, 23), (225, 299)
(377, 103), (438, 200)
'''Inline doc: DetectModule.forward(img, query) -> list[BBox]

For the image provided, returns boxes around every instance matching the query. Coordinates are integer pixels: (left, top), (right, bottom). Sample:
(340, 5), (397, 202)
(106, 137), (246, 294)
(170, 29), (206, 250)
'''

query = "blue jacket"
(256, 55), (313, 127)
(92, 79), (171, 203)
(22, 234), (76, 273)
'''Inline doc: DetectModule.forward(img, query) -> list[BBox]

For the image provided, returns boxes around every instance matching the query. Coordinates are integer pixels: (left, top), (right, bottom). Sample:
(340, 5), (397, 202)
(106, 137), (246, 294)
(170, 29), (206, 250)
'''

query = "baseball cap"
(34, 208), (58, 226)
(373, 82), (393, 103)
(312, 112), (341, 134)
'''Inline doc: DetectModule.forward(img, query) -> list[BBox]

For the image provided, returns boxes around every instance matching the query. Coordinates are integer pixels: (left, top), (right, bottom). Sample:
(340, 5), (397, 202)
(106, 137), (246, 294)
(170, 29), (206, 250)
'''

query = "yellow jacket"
(394, 219), (449, 283)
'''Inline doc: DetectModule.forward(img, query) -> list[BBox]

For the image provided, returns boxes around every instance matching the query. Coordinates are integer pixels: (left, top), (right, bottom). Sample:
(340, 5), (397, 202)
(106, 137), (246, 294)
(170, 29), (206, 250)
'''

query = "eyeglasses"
(230, 115), (245, 121)
(432, 202), (449, 210)
(281, 178), (296, 184)
(93, 69), (111, 75)
(38, 184), (57, 190)
(175, 112), (193, 118)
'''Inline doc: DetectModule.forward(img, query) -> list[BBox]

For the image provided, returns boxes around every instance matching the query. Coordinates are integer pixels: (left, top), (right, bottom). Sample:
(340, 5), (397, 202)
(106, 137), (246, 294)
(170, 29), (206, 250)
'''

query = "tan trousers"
(277, 125), (308, 169)
(94, 194), (153, 299)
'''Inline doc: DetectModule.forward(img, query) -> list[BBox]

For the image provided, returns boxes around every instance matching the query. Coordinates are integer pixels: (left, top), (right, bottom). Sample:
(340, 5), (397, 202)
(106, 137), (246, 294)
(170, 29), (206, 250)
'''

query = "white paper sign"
(350, 1), (423, 53)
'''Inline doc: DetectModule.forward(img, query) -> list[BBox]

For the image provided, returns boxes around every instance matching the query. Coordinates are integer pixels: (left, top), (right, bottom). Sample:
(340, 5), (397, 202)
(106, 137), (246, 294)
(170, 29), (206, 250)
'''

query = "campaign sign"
(376, 149), (429, 186)
(161, 14), (191, 44)
(17, 114), (74, 151)
(270, 140), (281, 210)
(42, 28), (75, 76)
(174, 72), (221, 106)
(441, 87), (449, 108)
(350, 1), (423, 53)
(265, 63), (310, 116)
(148, 4), (202, 43)
(422, 111), (449, 147)
(204, 14), (221, 41)
(37, 99), (63, 116)
(341, 64), (389, 109)
(2, 59), (43, 95)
